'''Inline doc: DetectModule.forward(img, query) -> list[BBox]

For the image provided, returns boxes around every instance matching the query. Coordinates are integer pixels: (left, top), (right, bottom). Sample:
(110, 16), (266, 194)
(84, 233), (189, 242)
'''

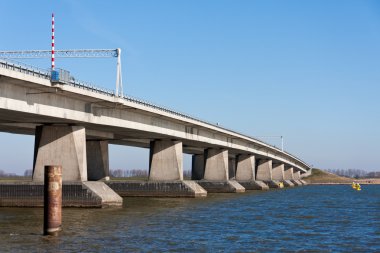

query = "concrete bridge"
(0, 59), (310, 207)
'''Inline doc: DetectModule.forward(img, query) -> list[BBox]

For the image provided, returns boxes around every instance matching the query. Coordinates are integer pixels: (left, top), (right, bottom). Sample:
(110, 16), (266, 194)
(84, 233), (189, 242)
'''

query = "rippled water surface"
(0, 185), (379, 252)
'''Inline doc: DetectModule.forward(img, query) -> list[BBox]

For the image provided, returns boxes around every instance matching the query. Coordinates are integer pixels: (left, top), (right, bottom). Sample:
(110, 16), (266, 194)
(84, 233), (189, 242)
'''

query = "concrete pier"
(256, 159), (272, 181)
(236, 154), (255, 181)
(149, 140), (183, 181)
(204, 148), (229, 181)
(284, 167), (295, 181)
(87, 140), (110, 181)
(272, 164), (285, 181)
(33, 125), (87, 182)
(30, 125), (122, 205)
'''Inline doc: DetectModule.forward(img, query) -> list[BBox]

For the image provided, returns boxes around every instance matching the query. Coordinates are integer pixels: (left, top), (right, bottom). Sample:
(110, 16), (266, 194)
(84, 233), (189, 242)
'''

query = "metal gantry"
(0, 48), (123, 96)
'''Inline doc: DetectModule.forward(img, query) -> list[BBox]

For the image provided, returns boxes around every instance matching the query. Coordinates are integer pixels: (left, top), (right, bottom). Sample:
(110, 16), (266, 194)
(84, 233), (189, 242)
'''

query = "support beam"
(272, 164), (285, 181)
(149, 140), (183, 181)
(191, 154), (204, 180)
(235, 154), (255, 181)
(33, 125), (87, 182)
(86, 141), (109, 181)
(203, 148), (228, 181)
(256, 159), (272, 181)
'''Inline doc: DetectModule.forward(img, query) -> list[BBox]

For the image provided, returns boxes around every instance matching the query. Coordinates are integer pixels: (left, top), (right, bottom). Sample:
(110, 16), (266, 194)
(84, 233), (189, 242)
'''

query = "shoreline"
(309, 182), (380, 185)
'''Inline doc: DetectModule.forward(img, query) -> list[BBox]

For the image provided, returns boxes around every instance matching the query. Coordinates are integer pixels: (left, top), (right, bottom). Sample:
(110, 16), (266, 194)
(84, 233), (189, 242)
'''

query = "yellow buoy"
(352, 182), (361, 191)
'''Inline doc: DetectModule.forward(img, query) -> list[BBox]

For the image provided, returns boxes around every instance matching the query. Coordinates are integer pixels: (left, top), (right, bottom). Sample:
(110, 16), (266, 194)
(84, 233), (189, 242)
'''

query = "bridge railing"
(0, 59), (51, 79)
(0, 59), (310, 169)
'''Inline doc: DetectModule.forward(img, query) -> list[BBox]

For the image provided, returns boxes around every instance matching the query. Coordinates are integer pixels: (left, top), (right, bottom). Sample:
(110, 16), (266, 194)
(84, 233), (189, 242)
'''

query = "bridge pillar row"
(33, 125), (87, 182)
(86, 140), (109, 181)
(149, 140), (183, 181)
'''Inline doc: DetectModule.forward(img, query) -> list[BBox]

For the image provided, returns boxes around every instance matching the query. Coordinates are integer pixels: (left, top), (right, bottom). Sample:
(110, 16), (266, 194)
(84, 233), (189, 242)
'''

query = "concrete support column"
(203, 148), (228, 181)
(293, 171), (301, 180)
(191, 154), (204, 180)
(86, 140), (109, 181)
(33, 125), (87, 182)
(149, 140), (183, 181)
(228, 157), (236, 179)
(256, 159), (272, 181)
(272, 164), (285, 181)
(235, 154), (255, 181)
(284, 167), (294, 180)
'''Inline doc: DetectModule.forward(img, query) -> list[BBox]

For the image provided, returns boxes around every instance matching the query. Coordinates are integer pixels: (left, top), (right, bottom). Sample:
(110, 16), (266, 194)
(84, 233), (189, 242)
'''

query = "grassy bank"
(303, 169), (353, 184)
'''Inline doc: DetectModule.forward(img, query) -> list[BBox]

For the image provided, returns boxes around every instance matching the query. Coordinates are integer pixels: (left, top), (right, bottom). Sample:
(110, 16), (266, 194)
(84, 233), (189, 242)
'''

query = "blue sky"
(0, 0), (379, 174)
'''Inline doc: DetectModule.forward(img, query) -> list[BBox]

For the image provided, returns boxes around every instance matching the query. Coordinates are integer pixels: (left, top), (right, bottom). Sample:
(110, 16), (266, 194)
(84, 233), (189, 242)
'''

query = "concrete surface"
(238, 180), (269, 190)
(149, 140), (183, 181)
(106, 180), (207, 197)
(33, 125), (87, 182)
(283, 180), (295, 187)
(235, 154), (255, 181)
(272, 164), (285, 181)
(284, 167), (294, 180)
(82, 181), (122, 207)
(204, 149), (229, 181)
(197, 180), (245, 193)
(256, 159), (273, 181)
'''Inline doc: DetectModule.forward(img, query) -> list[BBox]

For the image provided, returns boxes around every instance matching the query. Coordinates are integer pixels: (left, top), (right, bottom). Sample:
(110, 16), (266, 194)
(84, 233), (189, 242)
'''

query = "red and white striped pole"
(51, 13), (55, 71)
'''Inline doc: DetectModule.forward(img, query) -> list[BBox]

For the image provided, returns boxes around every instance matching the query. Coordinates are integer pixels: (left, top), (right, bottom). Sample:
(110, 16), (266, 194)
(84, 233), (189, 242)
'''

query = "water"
(0, 185), (379, 252)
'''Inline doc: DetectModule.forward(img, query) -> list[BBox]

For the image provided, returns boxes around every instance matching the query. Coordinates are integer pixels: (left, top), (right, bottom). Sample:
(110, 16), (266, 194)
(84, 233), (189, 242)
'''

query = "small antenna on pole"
(51, 13), (55, 70)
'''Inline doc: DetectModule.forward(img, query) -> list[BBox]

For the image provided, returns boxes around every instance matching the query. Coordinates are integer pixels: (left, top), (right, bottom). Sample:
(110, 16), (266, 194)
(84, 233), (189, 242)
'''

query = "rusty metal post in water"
(44, 165), (62, 236)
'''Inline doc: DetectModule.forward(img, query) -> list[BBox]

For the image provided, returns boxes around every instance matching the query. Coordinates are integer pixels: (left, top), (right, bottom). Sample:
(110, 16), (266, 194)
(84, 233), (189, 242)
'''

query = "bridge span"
(0, 59), (310, 207)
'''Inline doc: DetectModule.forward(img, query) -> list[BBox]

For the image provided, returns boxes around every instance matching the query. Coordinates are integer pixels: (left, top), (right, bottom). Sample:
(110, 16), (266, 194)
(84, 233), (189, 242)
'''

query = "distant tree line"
(110, 169), (148, 178)
(110, 169), (192, 178)
(326, 168), (380, 178)
(0, 169), (18, 177)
